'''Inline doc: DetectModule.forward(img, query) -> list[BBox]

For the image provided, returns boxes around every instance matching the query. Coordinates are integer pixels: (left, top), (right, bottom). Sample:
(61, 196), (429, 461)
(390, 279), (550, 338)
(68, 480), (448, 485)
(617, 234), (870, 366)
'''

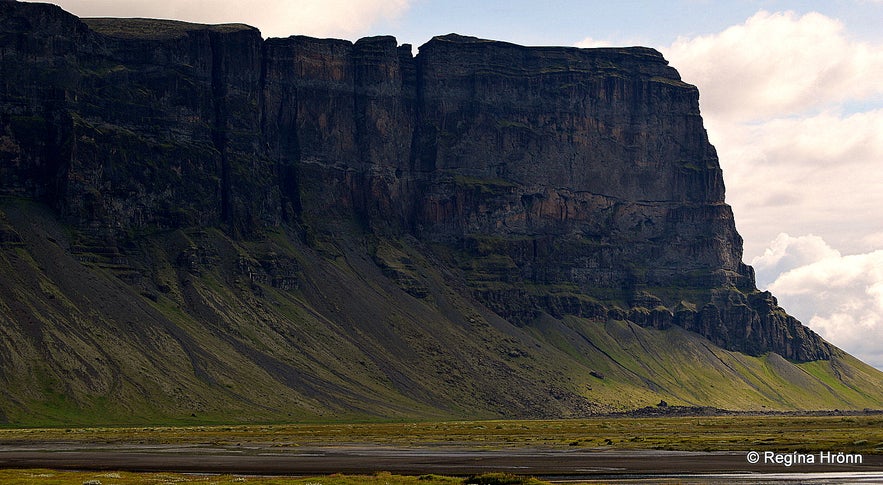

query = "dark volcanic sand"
(0, 443), (881, 479)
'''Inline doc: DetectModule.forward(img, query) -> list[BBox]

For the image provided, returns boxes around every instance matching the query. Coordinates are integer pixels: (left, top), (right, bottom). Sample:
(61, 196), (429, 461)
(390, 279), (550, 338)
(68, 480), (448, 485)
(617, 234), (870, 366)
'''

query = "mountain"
(0, 1), (881, 426)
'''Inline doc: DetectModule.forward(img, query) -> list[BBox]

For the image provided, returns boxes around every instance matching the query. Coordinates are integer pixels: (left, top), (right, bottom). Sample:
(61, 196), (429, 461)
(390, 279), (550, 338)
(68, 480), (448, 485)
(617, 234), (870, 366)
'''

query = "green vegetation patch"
(453, 175), (518, 195)
(0, 470), (470, 485)
(3, 415), (881, 454)
(464, 473), (546, 485)
(650, 76), (692, 88)
(495, 119), (539, 135)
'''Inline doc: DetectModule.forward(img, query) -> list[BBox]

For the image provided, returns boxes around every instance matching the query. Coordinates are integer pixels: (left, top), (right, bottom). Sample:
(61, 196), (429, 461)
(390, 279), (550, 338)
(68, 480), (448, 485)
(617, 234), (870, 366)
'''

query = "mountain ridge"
(0, 1), (880, 425)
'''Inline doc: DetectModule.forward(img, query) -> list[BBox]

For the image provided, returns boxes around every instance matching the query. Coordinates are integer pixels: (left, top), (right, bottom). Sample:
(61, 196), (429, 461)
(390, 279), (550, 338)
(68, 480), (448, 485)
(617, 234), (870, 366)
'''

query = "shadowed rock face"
(409, 37), (830, 362)
(0, 4), (830, 362)
(0, 0), (836, 422)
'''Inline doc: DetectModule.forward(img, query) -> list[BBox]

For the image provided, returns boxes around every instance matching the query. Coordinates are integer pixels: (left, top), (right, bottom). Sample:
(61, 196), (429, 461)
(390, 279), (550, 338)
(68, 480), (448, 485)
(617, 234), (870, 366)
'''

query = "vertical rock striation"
(0, 2), (830, 364)
(408, 35), (828, 361)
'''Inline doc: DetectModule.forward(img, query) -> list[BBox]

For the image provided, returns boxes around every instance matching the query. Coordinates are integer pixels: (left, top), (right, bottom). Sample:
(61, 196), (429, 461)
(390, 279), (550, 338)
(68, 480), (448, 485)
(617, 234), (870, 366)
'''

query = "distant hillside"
(0, 1), (881, 425)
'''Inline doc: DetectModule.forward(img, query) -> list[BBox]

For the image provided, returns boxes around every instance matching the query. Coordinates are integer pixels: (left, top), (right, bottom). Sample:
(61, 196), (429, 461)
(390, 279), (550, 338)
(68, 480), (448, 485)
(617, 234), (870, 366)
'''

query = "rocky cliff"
(408, 35), (826, 361)
(0, 1), (877, 424)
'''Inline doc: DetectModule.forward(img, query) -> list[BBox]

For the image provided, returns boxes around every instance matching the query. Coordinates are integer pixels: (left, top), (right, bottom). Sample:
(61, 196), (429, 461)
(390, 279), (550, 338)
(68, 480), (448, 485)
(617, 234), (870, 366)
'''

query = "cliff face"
(0, 2), (274, 233)
(261, 34), (418, 226)
(0, 2), (828, 360)
(407, 35), (828, 362)
(0, 2), (865, 424)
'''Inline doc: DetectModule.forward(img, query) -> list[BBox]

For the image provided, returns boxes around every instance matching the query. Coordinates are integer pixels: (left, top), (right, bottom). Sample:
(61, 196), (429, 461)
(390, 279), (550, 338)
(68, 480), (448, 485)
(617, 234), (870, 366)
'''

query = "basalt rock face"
(0, 2), (277, 235)
(261, 34), (418, 226)
(412, 37), (753, 335)
(258, 32), (831, 361)
(0, 1), (845, 423)
(0, 3), (830, 361)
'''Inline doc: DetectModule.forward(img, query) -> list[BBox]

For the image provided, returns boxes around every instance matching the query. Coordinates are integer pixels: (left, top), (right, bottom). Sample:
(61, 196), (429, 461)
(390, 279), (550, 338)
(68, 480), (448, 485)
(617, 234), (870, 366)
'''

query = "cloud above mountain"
(752, 234), (883, 369)
(666, 10), (883, 122)
(50, 0), (412, 39)
(663, 10), (883, 369)
(663, 11), (883, 258)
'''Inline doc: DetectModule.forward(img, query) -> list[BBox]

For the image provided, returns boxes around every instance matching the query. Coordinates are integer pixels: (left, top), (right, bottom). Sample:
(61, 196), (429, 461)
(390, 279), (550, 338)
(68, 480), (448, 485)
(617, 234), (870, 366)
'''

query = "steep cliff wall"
(0, 1), (856, 424)
(0, 2), (830, 361)
(409, 35), (829, 361)
(261, 34), (418, 226)
(0, 2), (282, 235)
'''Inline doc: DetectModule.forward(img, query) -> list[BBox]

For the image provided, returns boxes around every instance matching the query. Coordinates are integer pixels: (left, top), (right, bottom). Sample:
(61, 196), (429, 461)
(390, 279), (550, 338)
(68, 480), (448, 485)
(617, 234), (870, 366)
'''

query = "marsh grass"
(463, 473), (547, 484)
(0, 470), (470, 485)
(2, 415), (880, 454)
(1, 416), (880, 484)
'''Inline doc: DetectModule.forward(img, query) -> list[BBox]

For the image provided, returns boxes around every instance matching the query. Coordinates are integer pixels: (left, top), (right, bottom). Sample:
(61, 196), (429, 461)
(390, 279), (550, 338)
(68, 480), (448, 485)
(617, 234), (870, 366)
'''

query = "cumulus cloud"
(574, 37), (614, 48)
(714, 108), (883, 258)
(661, 11), (883, 369)
(50, 0), (412, 39)
(751, 233), (840, 288)
(665, 10), (883, 122)
(753, 234), (883, 369)
(662, 11), (883, 260)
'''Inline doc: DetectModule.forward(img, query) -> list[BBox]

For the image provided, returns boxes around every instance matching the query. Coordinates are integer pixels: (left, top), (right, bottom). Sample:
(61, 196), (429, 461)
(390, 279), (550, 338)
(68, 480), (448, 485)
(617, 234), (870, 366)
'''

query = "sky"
(42, 1), (883, 369)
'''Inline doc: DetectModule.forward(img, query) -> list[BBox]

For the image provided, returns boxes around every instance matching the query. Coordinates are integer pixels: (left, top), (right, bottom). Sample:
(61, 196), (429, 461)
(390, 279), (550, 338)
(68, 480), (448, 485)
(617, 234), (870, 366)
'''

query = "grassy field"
(1, 469), (549, 485)
(2, 415), (881, 454)
(1, 415), (881, 484)
(0, 470), (488, 485)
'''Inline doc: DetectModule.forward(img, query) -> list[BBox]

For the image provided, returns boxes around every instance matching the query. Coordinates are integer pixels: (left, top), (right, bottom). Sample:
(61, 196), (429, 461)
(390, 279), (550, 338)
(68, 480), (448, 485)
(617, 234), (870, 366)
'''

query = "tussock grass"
(0, 470), (470, 485)
(1, 416), (879, 484)
(2, 415), (881, 454)
(464, 473), (546, 484)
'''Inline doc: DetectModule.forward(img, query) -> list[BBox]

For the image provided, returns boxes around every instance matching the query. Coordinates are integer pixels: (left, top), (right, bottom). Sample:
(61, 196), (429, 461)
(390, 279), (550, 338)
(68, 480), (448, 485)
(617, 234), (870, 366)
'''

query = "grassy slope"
(0, 199), (882, 426)
(530, 316), (883, 410)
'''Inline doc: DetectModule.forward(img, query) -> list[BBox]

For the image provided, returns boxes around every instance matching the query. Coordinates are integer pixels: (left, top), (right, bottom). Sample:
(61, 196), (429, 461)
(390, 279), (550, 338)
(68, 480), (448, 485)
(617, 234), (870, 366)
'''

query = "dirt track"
(1, 444), (881, 479)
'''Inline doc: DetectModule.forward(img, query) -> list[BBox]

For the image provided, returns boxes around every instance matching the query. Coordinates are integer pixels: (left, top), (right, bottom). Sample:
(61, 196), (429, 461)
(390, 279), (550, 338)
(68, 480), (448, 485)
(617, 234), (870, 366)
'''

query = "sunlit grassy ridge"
(83, 18), (256, 40)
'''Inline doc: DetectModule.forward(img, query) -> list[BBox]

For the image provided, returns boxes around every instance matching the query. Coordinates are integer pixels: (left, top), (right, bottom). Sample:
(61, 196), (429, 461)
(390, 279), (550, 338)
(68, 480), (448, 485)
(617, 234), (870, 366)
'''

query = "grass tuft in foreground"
(464, 473), (547, 484)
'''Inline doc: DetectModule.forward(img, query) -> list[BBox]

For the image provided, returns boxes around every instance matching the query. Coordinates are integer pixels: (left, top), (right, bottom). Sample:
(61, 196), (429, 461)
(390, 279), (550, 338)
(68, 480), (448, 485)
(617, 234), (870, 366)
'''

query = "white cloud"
(574, 37), (614, 48)
(665, 10), (883, 122)
(712, 108), (883, 258)
(661, 11), (883, 369)
(49, 0), (412, 39)
(755, 234), (883, 369)
(751, 233), (839, 288)
(661, 10), (883, 260)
